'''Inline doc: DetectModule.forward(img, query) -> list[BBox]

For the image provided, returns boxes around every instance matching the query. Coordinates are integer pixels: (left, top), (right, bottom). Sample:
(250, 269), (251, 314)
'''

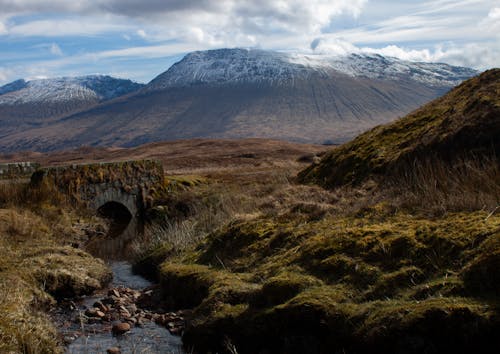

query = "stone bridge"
(32, 160), (164, 219)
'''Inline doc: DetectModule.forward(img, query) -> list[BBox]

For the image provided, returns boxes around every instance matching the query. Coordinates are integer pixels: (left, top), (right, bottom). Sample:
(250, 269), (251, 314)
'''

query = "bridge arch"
(32, 160), (163, 217)
(89, 186), (139, 219)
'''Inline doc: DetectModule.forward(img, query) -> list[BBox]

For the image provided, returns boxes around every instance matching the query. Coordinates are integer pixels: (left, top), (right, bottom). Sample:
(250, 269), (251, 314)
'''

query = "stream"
(54, 208), (185, 354)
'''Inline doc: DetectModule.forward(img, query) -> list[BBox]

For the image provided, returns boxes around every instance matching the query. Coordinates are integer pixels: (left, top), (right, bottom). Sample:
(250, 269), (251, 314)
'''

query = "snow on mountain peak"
(0, 75), (143, 105)
(146, 48), (477, 91)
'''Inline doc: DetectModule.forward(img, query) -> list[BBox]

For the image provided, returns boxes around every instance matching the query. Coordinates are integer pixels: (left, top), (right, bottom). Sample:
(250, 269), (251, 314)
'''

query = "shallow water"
(62, 215), (185, 354)
(67, 320), (183, 354)
(65, 261), (184, 354)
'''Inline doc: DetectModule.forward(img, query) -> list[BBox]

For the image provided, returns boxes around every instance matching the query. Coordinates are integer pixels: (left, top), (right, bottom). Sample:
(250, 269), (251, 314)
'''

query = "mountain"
(298, 68), (500, 187)
(146, 49), (473, 89)
(0, 75), (143, 142)
(0, 49), (477, 152)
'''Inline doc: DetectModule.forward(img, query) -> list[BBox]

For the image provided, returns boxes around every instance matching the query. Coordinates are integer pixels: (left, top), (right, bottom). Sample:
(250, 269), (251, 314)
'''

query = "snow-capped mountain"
(0, 48), (478, 152)
(146, 48), (476, 90)
(0, 75), (143, 105)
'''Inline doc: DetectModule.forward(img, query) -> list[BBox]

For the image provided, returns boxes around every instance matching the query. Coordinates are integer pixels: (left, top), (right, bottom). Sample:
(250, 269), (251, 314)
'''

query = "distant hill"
(298, 69), (500, 187)
(0, 49), (477, 152)
(0, 75), (143, 146)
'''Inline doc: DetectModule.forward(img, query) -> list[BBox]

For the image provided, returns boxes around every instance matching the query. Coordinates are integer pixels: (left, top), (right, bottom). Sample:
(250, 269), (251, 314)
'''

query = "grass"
(299, 69), (500, 188)
(132, 161), (500, 353)
(0, 181), (111, 353)
(128, 71), (500, 353)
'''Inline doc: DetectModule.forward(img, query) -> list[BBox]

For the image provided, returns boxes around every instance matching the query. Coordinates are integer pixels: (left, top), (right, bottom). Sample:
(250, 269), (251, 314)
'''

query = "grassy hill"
(298, 69), (500, 188)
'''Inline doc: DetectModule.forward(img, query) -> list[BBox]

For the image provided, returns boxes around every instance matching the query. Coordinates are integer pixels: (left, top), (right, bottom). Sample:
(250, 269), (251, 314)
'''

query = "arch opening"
(97, 201), (133, 237)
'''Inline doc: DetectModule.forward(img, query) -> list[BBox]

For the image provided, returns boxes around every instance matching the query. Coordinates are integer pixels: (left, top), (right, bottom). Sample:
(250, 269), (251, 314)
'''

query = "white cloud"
(2, 0), (368, 41)
(50, 43), (63, 56)
(0, 67), (10, 82)
(362, 45), (434, 62)
(136, 29), (147, 39)
(310, 37), (360, 56)
(8, 17), (128, 37)
(310, 36), (500, 70)
(488, 7), (500, 19)
(482, 7), (500, 32)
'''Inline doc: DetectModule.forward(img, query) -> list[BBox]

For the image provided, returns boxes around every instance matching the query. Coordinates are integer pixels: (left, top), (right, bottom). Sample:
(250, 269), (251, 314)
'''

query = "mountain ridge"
(145, 48), (476, 91)
(0, 48), (479, 152)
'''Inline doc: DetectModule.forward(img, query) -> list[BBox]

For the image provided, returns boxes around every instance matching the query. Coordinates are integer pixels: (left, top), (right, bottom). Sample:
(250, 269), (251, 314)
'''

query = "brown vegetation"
(128, 71), (500, 353)
(0, 181), (111, 353)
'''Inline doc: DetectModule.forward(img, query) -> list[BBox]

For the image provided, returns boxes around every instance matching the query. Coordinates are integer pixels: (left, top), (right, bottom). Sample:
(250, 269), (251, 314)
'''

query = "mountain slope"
(0, 49), (477, 152)
(298, 69), (500, 187)
(0, 75), (143, 140)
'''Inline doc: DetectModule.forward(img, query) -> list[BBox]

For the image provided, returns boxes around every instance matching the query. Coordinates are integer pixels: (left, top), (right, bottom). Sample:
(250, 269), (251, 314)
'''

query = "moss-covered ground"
(149, 207), (499, 353)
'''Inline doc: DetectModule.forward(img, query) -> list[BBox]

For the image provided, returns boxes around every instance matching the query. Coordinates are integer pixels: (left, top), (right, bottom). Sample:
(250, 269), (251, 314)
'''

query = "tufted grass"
(0, 182), (111, 353)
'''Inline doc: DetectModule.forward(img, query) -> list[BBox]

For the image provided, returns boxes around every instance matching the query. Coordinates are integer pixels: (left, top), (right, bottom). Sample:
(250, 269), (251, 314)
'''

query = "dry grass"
(385, 155), (500, 215)
(0, 182), (111, 353)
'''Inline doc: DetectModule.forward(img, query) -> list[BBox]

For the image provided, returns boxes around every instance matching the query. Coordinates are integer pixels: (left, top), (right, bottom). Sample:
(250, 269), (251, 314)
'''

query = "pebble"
(112, 322), (131, 335)
(107, 347), (121, 354)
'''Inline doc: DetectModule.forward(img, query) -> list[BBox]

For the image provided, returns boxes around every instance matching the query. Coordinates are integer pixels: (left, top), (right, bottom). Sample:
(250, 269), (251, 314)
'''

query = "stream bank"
(52, 214), (188, 354)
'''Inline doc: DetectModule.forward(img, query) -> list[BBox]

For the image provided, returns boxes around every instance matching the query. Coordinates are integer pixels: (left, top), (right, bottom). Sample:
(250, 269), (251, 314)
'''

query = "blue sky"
(0, 0), (499, 85)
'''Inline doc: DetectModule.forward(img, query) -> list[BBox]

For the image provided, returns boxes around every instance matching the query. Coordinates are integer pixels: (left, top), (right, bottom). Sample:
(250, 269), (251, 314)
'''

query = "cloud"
(1, 0), (368, 40)
(310, 36), (500, 70)
(310, 37), (360, 55)
(136, 29), (147, 39)
(8, 17), (128, 37)
(488, 7), (500, 19)
(0, 67), (10, 82)
(50, 43), (63, 56)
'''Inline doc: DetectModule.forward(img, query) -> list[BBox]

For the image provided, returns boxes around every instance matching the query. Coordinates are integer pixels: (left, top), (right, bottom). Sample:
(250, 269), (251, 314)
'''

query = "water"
(60, 215), (185, 354)
(65, 262), (183, 354)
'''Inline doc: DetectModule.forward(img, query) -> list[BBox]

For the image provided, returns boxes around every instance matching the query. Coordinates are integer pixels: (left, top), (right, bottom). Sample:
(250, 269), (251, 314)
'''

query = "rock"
(94, 300), (108, 312)
(126, 317), (138, 325)
(96, 310), (106, 318)
(169, 327), (182, 336)
(112, 322), (131, 335)
(107, 347), (121, 354)
(63, 336), (75, 345)
(119, 310), (131, 318)
(127, 304), (137, 314)
(85, 308), (98, 317)
(108, 289), (120, 298)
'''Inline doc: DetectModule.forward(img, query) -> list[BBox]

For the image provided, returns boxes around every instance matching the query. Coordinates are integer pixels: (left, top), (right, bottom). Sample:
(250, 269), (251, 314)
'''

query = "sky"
(0, 0), (499, 85)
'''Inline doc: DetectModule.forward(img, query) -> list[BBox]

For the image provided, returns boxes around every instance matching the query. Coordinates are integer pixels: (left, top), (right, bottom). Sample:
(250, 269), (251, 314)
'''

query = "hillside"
(0, 49), (476, 152)
(122, 69), (500, 353)
(0, 75), (143, 143)
(299, 69), (500, 187)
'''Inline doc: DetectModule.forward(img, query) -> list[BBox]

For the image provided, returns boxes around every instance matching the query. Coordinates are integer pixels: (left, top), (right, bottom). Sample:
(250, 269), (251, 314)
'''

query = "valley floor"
(0, 138), (499, 353)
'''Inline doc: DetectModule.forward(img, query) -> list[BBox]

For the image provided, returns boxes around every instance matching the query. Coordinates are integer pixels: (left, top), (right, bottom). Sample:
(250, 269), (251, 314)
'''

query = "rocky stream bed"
(52, 261), (187, 354)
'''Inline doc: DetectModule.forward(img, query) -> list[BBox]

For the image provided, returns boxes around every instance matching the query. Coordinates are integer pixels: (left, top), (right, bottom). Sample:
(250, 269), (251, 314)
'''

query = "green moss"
(366, 266), (425, 300)
(157, 210), (500, 352)
(159, 263), (259, 310)
(461, 229), (500, 296)
(357, 298), (496, 353)
(164, 175), (208, 190)
(407, 275), (464, 300)
(133, 243), (174, 281)
(252, 271), (322, 307)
